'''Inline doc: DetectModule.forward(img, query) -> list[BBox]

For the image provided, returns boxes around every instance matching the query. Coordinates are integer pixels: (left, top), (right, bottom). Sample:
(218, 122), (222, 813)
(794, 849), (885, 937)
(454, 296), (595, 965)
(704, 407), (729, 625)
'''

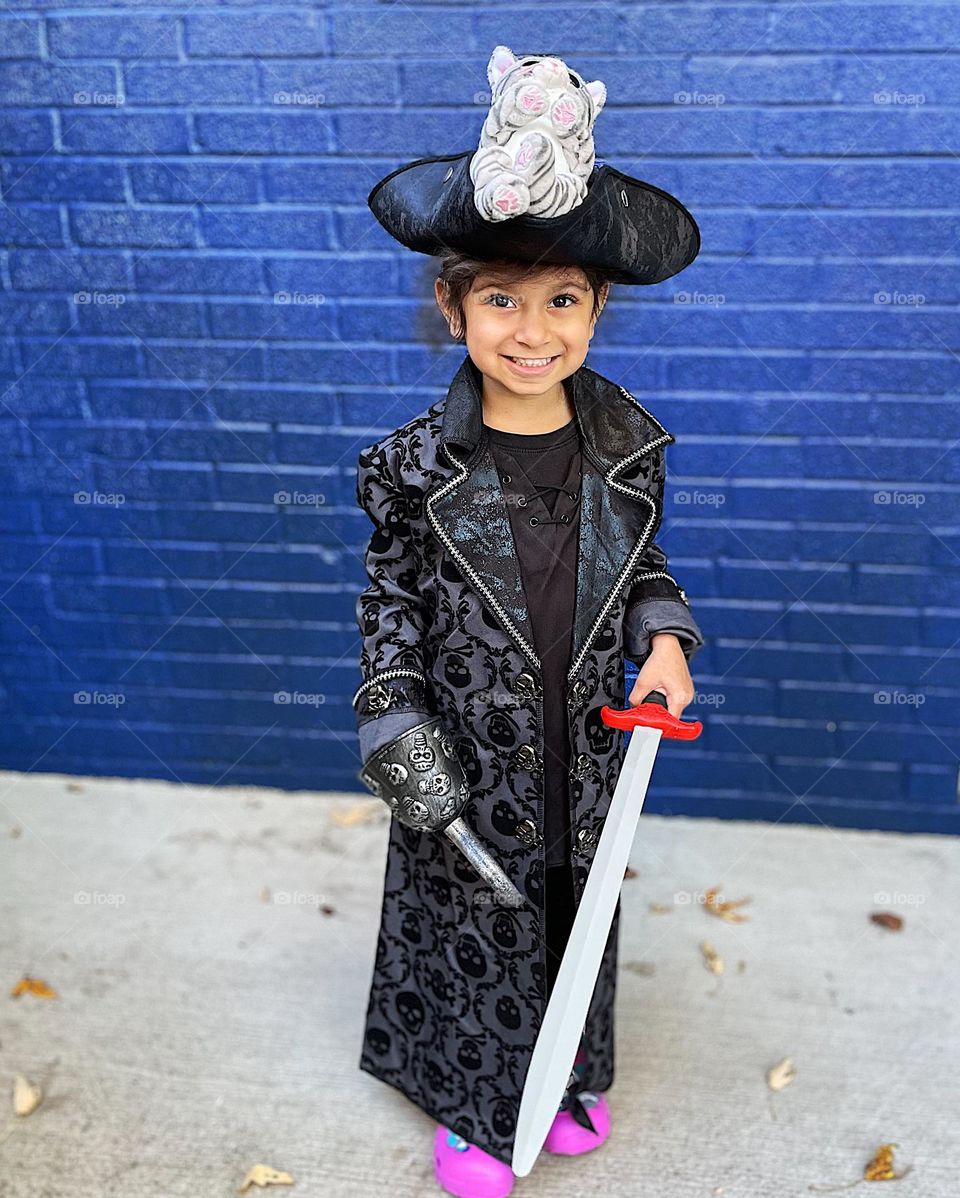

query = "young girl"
(353, 48), (704, 1198)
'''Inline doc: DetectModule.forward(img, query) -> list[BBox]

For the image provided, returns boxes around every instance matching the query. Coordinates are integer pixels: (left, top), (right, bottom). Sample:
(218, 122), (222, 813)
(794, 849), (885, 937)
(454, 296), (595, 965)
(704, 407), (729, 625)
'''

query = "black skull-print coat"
(352, 352), (704, 1167)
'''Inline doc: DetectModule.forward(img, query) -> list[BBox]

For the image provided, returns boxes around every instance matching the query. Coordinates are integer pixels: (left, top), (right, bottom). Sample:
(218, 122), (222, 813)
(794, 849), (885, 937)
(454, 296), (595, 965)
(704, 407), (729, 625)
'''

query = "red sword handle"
(600, 689), (703, 740)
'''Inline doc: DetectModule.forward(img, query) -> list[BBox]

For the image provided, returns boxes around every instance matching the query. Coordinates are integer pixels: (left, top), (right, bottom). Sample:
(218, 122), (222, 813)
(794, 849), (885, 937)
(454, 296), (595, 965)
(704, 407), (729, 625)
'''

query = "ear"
(585, 79), (606, 117)
(434, 278), (459, 336)
(487, 45), (517, 92)
(591, 282), (611, 325)
(434, 277), (448, 319)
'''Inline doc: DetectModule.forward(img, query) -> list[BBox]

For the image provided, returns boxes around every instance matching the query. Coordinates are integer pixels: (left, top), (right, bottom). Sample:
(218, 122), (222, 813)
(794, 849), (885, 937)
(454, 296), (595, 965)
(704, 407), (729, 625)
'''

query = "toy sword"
(511, 689), (703, 1177)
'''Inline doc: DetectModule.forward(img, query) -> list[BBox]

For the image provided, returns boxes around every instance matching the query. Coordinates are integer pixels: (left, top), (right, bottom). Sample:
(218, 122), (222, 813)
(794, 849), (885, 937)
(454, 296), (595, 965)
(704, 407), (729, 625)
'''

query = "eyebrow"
(475, 278), (588, 292)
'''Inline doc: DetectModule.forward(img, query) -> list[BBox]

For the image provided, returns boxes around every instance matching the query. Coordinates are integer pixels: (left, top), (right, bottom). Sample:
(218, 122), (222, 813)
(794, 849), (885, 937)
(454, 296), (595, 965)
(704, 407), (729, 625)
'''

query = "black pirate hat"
(367, 47), (700, 287)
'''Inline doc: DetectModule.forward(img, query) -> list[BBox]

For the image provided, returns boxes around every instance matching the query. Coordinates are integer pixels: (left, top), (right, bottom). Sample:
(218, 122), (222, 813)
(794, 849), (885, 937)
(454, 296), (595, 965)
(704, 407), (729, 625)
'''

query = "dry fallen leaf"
(331, 802), (377, 828)
(704, 884), (752, 923)
(809, 1141), (913, 1191)
(700, 941), (724, 975)
(238, 1164), (294, 1193)
(66, 782), (85, 793)
(767, 1056), (796, 1091)
(648, 902), (673, 914)
(864, 1142), (912, 1181)
(10, 976), (58, 999)
(623, 866), (637, 879)
(870, 911), (903, 931)
(13, 1075), (42, 1116)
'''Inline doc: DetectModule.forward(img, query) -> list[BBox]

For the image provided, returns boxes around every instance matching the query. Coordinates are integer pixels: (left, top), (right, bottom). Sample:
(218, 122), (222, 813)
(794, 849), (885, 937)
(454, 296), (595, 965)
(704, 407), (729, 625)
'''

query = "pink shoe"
(542, 1090), (611, 1155)
(542, 1044), (611, 1155)
(433, 1126), (514, 1198)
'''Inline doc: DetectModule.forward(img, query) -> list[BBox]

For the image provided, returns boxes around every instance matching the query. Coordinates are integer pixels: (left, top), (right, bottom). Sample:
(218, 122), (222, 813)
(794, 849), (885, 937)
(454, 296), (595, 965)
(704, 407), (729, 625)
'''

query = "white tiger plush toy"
(470, 45), (607, 222)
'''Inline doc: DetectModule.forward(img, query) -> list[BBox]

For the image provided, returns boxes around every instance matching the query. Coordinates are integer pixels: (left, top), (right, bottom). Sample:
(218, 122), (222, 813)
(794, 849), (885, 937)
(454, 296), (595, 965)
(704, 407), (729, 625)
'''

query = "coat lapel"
(426, 354), (675, 678)
(427, 437), (540, 669)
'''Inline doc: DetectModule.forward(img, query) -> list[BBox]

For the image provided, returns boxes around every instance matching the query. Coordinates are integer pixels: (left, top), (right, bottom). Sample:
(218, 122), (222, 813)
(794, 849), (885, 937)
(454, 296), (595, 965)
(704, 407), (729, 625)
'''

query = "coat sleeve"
(623, 443), (705, 668)
(353, 440), (435, 763)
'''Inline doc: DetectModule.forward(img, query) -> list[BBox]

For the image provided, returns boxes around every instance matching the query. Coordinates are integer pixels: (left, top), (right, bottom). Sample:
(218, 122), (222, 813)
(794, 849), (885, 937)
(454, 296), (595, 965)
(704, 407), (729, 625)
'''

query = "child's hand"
(627, 633), (695, 719)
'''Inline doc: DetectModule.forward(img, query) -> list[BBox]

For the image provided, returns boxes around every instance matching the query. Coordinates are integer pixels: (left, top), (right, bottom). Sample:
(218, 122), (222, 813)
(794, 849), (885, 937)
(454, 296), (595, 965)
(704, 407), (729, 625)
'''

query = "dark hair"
(435, 250), (612, 343)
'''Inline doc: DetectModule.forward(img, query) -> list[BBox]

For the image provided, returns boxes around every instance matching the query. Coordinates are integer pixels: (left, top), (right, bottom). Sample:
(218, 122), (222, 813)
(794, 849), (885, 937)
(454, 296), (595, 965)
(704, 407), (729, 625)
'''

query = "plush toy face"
(486, 45), (606, 117)
(471, 45), (608, 222)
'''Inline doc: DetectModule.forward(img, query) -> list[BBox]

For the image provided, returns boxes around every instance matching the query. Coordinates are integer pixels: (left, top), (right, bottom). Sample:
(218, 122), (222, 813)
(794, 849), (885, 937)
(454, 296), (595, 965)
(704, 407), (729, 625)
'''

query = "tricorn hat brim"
(367, 150), (700, 286)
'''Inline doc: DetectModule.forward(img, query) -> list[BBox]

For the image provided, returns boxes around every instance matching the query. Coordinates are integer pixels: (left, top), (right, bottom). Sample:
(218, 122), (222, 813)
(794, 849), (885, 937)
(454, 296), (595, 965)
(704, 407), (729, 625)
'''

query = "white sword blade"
(511, 723), (664, 1177)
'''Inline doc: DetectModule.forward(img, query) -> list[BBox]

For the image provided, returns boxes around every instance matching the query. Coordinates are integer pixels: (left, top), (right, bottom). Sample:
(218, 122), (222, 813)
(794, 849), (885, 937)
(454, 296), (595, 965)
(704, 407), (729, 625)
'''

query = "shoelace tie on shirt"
(507, 481), (579, 527)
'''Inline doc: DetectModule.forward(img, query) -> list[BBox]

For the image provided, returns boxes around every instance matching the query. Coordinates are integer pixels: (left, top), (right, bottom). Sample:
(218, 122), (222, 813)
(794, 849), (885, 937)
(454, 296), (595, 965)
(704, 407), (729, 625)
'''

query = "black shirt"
(484, 417), (582, 867)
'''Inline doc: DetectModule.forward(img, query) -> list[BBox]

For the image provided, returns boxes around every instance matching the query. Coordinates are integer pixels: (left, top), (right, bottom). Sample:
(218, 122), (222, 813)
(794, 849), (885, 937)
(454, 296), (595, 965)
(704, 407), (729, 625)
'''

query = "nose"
(535, 58), (565, 83)
(515, 306), (551, 349)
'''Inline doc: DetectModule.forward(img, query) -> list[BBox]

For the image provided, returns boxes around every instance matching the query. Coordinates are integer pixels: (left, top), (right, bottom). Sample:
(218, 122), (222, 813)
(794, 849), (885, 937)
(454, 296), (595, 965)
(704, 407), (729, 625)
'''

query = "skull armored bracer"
(359, 717), (470, 833)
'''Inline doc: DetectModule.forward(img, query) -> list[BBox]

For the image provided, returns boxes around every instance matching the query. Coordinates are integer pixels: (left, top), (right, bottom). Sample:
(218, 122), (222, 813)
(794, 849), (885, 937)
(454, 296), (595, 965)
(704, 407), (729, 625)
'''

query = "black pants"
(544, 861), (577, 1000)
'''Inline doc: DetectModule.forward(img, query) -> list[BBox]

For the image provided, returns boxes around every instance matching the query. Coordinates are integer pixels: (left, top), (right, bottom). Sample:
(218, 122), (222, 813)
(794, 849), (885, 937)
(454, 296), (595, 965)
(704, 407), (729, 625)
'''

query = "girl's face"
(435, 266), (608, 402)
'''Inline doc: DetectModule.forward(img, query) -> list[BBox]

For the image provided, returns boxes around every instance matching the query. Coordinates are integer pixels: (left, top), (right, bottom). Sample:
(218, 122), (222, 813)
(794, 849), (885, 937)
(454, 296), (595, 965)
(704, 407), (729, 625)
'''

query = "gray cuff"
(358, 708), (433, 763)
(624, 599), (705, 666)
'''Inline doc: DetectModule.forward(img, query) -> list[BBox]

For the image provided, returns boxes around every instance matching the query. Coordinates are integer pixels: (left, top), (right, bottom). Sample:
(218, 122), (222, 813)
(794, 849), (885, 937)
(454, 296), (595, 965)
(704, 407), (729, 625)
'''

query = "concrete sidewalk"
(0, 768), (956, 1197)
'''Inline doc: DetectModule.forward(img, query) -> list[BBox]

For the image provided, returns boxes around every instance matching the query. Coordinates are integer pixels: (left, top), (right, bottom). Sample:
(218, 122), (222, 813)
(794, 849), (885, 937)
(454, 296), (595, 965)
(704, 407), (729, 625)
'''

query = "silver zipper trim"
(616, 383), (671, 435)
(426, 444), (541, 671)
(631, 569), (690, 605)
(567, 428), (674, 683)
(352, 666), (430, 710)
(429, 382), (676, 686)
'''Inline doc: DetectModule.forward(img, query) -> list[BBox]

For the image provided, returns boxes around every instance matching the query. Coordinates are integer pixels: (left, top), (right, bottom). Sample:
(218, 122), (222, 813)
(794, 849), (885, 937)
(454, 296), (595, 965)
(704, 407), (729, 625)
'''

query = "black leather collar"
(439, 352), (673, 473)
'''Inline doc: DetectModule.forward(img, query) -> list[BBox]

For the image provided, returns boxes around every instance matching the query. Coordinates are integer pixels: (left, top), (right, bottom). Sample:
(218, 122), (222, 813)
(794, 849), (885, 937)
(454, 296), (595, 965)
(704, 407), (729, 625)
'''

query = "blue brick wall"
(1, 3), (958, 830)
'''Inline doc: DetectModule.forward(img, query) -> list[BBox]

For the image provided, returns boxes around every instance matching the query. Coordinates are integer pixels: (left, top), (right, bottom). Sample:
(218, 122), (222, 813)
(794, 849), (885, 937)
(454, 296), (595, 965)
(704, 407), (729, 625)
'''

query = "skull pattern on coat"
(353, 353), (704, 1166)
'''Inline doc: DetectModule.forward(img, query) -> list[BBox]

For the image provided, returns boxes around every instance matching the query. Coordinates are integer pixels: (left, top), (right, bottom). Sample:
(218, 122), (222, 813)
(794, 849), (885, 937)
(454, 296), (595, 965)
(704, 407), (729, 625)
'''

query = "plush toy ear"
(586, 79), (607, 117)
(487, 45), (517, 91)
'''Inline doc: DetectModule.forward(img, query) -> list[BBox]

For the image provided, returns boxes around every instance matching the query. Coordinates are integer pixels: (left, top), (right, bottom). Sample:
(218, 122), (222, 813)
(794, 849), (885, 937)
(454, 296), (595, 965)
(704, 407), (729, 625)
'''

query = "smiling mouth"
(502, 354), (561, 367)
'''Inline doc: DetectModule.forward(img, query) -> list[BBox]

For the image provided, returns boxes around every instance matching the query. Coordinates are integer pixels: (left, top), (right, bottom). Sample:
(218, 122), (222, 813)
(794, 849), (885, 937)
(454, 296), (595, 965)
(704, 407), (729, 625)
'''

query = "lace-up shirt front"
(485, 415), (582, 868)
